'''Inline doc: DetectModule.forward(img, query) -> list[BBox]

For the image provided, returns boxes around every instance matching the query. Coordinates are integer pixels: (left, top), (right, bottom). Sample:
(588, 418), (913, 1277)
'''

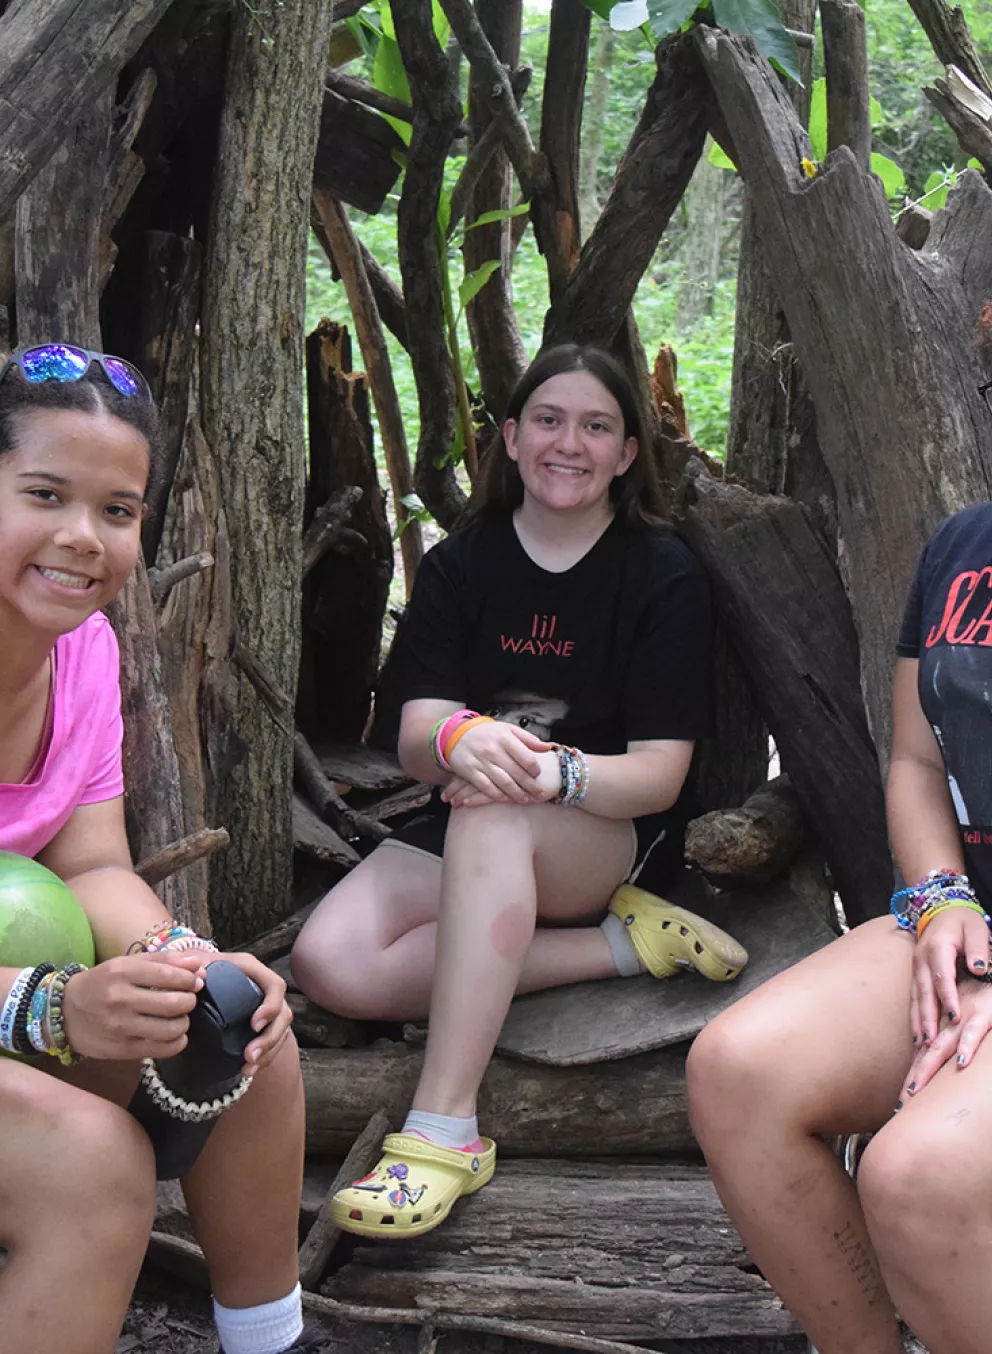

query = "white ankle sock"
(601, 912), (646, 977)
(403, 1109), (480, 1149)
(214, 1282), (303, 1354)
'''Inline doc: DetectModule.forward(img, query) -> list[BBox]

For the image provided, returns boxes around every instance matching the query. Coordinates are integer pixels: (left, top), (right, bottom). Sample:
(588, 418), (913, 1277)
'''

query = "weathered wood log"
(821, 0), (871, 170)
(298, 1107), (391, 1290)
(240, 901), (319, 963)
(906, 0), (992, 99)
(463, 3), (528, 421)
(295, 730), (390, 847)
(324, 1161), (798, 1342)
(298, 322), (394, 743)
(315, 743), (412, 793)
(301, 485), (364, 580)
(135, 827), (229, 890)
(135, 231), (203, 567)
(680, 466), (890, 925)
(685, 775), (805, 886)
(496, 874), (837, 1064)
(293, 794), (362, 871)
(200, 0), (336, 942)
(286, 990), (364, 1050)
(0, 0), (174, 218)
(363, 782), (433, 823)
(311, 193), (422, 587)
(896, 203), (933, 251)
(301, 1044), (695, 1158)
(690, 619), (770, 816)
(924, 76), (992, 176)
(391, 0), (469, 529)
(543, 34), (713, 349)
(694, 29), (992, 761)
(313, 87), (404, 217)
(539, 0), (589, 295)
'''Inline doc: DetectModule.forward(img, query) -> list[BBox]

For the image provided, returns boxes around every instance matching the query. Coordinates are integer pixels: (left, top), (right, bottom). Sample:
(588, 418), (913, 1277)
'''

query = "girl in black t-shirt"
(292, 345), (745, 1239)
(689, 504), (992, 1353)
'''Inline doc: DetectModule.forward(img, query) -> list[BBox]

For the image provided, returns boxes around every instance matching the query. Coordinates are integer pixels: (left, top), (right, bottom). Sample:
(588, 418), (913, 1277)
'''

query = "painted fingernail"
(949, 1010), (959, 1023)
(894, 1099), (903, 1111)
(974, 959), (987, 971)
(958, 1054), (967, 1066)
(908, 1081), (916, 1093)
(922, 1033), (930, 1044)
(912, 1035), (919, 1045)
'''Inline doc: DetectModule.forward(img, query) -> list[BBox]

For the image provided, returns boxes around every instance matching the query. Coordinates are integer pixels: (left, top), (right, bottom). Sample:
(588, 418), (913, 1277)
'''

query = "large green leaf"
(808, 77), (827, 160)
(711, 0), (802, 83)
(708, 140), (738, 170)
(647, 0), (704, 40)
(869, 93), (883, 127)
(372, 30), (411, 145)
(458, 260), (501, 310)
(610, 0), (650, 27)
(872, 152), (906, 200)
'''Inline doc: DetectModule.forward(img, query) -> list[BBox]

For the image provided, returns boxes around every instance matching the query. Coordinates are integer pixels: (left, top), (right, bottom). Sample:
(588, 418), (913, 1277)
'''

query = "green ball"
(0, 851), (96, 970)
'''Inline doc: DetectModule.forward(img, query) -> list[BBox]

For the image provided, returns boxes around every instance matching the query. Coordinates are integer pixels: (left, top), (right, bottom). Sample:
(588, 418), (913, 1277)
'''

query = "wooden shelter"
(6, 0), (991, 1350)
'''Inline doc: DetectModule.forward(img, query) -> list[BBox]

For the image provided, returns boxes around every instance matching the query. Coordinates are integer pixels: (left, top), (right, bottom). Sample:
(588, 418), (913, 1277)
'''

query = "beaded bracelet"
(553, 744), (590, 807)
(28, 971), (57, 1055)
(889, 869), (982, 934)
(0, 967), (35, 1052)
(11, 962), (56, 1056)
(138, 1056), (253, 1123)
(46, 964), (87, 1067)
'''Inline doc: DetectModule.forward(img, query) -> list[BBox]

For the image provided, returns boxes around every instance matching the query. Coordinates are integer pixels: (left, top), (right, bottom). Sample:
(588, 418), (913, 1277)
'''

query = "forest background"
(307, 0), (992, 551)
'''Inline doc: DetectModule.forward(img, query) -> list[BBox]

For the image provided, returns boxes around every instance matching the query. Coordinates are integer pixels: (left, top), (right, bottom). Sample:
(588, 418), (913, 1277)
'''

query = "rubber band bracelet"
(916, 899), (990, 939)
(430, 709), (480, 771)
(442, 715), (494, 762)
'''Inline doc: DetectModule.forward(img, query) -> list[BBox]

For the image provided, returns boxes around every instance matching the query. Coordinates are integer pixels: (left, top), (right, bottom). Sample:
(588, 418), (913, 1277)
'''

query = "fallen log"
(298, 1107), (390, 1290)
(301, 1044), (694, 1158)
(685, 775), (805, 886)
(293, 794), (362, 870)
(324, 1161), (798, 1343)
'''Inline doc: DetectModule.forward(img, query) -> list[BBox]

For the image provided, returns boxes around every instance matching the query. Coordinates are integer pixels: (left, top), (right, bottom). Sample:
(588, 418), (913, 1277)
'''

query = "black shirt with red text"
(898, 503), (992, 906)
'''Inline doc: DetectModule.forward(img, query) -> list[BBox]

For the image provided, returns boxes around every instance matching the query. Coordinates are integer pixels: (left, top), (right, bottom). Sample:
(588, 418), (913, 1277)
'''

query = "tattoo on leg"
(833, 1221), (888, 1307)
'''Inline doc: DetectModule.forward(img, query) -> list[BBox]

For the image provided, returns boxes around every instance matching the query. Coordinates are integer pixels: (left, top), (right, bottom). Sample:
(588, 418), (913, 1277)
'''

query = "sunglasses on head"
(0, 344), (152, 402)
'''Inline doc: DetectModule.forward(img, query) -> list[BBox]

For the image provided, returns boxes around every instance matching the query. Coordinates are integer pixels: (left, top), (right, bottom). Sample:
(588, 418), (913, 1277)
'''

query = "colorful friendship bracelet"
(889, 868), (989, 937)
(553, 744), (590, 807)
(916, 898), (990, 939)
(0, 963), (87, 1062)
(131, 922), (219, 956)
(138, 1056), (253, 1123)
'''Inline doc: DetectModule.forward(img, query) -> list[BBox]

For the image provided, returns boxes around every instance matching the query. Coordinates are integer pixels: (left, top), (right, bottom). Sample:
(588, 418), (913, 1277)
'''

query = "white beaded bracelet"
(139, 1056), (253, 1123)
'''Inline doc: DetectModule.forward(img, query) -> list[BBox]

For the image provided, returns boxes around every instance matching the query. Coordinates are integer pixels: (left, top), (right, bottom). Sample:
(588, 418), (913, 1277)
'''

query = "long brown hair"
(472, 344), (665, 524)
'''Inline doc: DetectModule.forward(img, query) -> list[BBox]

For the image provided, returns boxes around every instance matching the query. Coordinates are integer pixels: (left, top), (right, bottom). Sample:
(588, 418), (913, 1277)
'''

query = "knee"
(859, 1123), (969, 1262)
(687, 1011), (783, 1150)
(11, 1077), (155, 1241)
(446, 801), (534, 850)
(291, 897), (384, 1020)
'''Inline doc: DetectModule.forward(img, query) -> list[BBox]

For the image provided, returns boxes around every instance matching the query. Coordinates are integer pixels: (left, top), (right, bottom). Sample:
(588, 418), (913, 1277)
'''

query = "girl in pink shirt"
(0, 347), (311, 1354)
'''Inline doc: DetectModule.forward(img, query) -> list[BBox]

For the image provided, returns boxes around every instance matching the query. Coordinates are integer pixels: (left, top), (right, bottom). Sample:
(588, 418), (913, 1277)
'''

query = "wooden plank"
(362, 782), (433, 823)
(325, 1161), (800, 1343)
(496, 875), (836, 1066)
(315, 743), (413, 792)
(294, 794), (362, 868)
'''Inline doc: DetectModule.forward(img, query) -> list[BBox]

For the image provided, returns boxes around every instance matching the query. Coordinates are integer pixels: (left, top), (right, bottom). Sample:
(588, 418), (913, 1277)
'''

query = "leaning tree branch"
(544, 33), (713, 349)
(324, 68), (471, 139)
(821, 0), (871, 169)
(135, 828), (230, 889)
(449, 64), (533, 236)
(149, 551), (214, 606)
(293, 730), (390, 846)
(539, 0), (590, 294)
(905, 0), (992, 100)
(924, 78), (992, 176)
(312, 192), (424, 589)
(301, 483), (364, 578)
(392, 0), (469, 528)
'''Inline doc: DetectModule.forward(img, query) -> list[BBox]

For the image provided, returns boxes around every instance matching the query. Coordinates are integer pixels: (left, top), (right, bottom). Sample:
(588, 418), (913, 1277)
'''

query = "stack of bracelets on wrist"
(130, 921), (219, 956)
(429, 709), (495, 771)
(0, 962), (88, 1064)
(889, 868), (991, 938)
(553, 744), (590, 807)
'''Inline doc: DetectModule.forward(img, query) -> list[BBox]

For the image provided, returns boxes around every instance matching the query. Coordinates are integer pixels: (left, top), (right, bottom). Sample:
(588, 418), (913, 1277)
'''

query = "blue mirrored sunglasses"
(0, 344), (152, 401)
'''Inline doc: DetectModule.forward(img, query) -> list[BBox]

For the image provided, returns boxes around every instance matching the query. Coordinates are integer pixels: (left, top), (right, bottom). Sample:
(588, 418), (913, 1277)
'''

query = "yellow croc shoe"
(331, 1131), (496, 1239)
(609, 882), (748, 982)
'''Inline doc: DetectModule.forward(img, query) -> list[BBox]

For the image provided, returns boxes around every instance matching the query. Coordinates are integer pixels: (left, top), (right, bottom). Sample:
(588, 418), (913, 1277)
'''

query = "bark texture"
(200, 0), (335, 942)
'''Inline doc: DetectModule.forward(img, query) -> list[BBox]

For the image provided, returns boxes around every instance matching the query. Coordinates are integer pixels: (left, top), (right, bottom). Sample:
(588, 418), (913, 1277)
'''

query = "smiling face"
(0, 408), (149, 638)
(502, 369), (639, 518)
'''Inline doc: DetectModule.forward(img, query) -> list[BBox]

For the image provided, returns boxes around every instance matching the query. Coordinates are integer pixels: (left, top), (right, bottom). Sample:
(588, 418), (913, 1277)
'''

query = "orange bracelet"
(442, 715), (494, 762)
(916, 899), (988, 938)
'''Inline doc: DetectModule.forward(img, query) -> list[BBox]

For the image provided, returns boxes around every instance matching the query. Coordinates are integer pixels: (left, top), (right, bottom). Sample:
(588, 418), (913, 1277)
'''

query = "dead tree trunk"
(0, 0), (174, 218)
(696, 29), (992, 761)
(200, 0), (335, 943)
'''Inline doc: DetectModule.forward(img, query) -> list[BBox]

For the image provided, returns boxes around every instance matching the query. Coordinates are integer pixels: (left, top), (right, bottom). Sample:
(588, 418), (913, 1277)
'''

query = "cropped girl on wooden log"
(292, 343), (747, 1238)
(0, 347), (316, 1354)
(689, 498), (992, 1353)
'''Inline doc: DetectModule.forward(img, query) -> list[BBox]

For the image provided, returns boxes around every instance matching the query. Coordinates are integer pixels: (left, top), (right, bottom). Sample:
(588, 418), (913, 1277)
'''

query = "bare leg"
(687, 916), (915, 1354)
(181, 1035), (305, 1308)
(859, 1005), (992, 1354)
(291, 830), (625, 1022)
(0, 1059), (156, 1354)
(413, 802), (633, 1116)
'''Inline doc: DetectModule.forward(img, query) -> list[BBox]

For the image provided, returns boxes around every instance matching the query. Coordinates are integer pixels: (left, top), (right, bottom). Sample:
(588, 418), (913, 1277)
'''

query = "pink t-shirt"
(0, 612), (124, 857)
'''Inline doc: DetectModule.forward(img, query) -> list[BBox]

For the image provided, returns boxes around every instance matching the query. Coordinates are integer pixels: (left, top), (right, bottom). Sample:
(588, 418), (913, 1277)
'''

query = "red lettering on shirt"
(927, 570), (980, 646)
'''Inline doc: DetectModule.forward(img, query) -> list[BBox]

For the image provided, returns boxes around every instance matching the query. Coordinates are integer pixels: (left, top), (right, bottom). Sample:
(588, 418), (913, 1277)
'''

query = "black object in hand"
(128, 959), (264, 1180)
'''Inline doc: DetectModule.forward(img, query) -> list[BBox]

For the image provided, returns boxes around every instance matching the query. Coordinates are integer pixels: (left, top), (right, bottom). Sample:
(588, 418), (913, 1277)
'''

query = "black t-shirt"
(400, 512), (713, 755)
(897, 502), (992, 906)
